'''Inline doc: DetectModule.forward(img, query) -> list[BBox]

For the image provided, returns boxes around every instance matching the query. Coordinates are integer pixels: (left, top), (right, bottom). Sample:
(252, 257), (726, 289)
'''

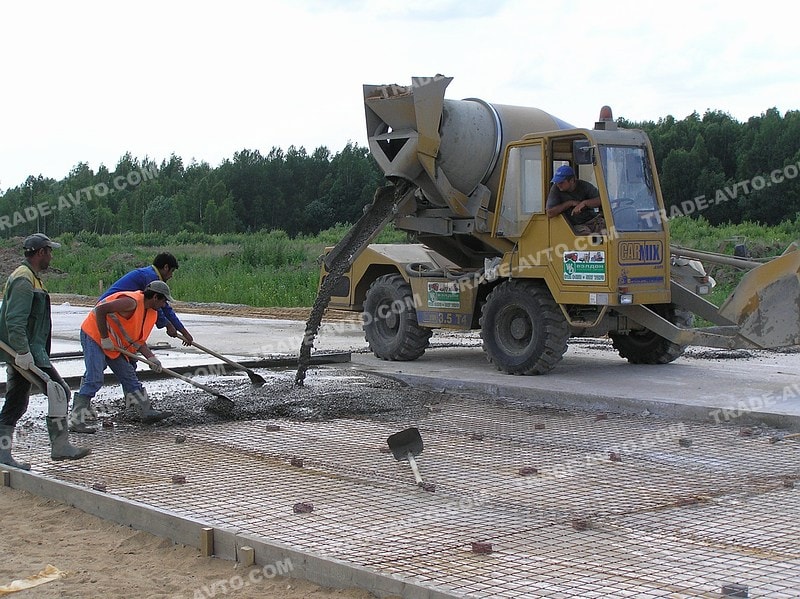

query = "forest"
(1, 107), (799, 239)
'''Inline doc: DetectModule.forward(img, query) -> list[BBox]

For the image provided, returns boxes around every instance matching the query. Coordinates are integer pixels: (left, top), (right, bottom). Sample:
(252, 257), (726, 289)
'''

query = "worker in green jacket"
(0, 233), (90, 469)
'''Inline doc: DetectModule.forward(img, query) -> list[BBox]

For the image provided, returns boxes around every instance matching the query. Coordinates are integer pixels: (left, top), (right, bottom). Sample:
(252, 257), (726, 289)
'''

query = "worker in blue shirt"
(99, 253), (194, 346)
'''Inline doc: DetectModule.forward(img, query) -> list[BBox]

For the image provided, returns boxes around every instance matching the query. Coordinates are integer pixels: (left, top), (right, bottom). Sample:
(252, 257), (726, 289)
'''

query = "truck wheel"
(363, 274), (432, 361)
(480, 280), (569, 375)
(610, 304), (691, 364)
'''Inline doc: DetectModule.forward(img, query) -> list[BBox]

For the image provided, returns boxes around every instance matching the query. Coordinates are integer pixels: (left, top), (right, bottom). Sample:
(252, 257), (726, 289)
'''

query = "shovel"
(113, 346), (235, 415)
(176, 333), (266, 387)
(387, 427), (426, 487)
(0, 339), (68, 409)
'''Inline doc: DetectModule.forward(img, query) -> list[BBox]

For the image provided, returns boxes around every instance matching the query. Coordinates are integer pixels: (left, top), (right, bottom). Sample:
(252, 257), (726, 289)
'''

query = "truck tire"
(480, 280), (569, 375)
(363, 274), (432, 361)
(610, 304), (691, 364)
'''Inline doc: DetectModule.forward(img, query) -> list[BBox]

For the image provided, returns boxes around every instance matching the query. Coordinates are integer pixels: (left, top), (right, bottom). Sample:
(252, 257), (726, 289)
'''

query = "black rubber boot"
(69, 393), (97, 434)
(0, 424), (31, 470)
(129, 390), (173, 424)
(46, 417), (91, 461)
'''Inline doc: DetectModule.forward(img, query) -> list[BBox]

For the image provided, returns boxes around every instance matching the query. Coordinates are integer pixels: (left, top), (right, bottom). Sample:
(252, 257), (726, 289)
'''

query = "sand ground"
(0, 486), (384, 599)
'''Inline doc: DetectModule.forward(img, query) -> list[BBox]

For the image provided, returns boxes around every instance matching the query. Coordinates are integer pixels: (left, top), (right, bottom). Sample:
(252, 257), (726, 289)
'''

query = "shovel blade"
(246, 370), (267, 387)
(205, 395), (235, 416)
(387, 427), (423, 461)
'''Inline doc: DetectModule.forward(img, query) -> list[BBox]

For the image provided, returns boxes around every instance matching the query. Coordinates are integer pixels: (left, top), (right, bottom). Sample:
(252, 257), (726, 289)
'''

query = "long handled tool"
(176, 333), (266, 387)
(114, 346), (235, 414)
(0, 339), (68, 409)
(769, 432), (800, 444)
(387, 427), (426, 487)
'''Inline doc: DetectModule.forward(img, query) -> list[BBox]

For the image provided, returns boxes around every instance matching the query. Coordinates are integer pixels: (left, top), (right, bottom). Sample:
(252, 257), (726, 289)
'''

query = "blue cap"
(551, 165), (575, 183)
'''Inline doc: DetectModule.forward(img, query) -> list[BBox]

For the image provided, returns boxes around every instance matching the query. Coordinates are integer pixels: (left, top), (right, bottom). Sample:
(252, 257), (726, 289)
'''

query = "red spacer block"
(471, 541), (493, 554)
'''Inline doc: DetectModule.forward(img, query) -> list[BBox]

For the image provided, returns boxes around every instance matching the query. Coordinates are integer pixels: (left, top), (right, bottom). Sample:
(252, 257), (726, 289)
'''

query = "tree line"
(1, 107), (799, 239)
(625, 108), (800, 226)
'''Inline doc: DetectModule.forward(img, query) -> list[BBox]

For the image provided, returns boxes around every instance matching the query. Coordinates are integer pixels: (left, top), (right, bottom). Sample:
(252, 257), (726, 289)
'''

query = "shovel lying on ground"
(176, 333), (266, 387)
(769, 432), (800, 444)
(387, 427), (429, 489)
(0, 339), (69, 409)
(114, 346), (235, 415)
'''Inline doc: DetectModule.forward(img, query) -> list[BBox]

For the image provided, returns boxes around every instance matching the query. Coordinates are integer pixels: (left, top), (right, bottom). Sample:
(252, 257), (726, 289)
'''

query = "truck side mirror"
(573, 140), (594, 165)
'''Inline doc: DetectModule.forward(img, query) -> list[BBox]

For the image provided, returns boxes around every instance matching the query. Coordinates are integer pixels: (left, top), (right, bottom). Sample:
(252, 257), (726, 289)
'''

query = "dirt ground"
(0, 487), (387, 599)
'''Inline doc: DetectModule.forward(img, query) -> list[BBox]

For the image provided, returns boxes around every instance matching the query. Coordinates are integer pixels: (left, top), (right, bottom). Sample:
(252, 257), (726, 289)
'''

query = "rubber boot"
(69, 393), (97, 434)
(129, 389), (173, 424)
(46, 417), (91, 461)
(0, 424), (31, 470)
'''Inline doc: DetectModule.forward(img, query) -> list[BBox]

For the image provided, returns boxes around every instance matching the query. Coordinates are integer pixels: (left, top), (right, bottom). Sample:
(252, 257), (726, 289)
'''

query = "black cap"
(23, 233), (61, 250)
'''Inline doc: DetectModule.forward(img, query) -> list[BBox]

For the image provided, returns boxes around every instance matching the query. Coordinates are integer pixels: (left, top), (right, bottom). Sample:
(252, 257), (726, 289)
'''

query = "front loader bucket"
(718, 245), (800, 348)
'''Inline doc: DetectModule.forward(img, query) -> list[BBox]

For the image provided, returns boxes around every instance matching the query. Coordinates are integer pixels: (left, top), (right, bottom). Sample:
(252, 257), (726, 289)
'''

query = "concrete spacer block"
(200, 527), (214, 557)
(238, 545), (255, 567)
(293, 502), (314, 514)
(721, 582), (749, 597)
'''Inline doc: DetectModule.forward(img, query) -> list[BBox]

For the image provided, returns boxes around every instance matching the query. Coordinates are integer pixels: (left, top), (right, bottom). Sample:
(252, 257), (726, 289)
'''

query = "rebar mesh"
(11, 389), (800, 598)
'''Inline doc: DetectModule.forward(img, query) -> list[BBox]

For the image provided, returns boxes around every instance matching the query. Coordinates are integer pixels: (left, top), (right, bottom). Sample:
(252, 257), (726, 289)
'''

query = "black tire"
(610, 304), (691, 364)
(479, 280), (569, 375)
(363, 274), (432, 361)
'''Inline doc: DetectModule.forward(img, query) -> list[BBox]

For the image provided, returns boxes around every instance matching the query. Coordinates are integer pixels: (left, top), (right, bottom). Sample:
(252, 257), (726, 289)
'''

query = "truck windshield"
(599, 145), (663, 232)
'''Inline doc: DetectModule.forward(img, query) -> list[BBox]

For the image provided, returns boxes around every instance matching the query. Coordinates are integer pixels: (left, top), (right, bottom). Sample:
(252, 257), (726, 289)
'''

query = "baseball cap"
(23, 233), (61, 250)
(551, 165), (575, 184)
(145, 280), (175, 302)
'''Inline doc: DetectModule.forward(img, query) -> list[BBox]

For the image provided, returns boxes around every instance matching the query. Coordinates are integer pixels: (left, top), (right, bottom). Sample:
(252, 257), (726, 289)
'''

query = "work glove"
(148, 356), (163, 373)
(100, 338), (114, 351)
(14, 351), (34, 370)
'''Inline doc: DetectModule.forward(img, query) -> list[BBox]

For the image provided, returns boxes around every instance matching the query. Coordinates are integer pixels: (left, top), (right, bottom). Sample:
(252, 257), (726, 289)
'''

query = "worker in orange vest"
(70, 280), (174, 430)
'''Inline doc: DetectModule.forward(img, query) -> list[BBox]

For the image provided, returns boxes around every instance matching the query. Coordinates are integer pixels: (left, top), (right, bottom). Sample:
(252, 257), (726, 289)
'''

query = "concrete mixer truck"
(310, 75), (800, 376)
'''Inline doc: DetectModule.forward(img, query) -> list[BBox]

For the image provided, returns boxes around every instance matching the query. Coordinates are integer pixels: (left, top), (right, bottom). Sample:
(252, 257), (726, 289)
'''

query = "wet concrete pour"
(88, 368), (442, 427)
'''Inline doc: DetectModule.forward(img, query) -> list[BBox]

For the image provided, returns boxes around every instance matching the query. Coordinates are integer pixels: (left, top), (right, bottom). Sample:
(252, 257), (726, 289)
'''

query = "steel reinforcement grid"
(9, 374), (800, 598)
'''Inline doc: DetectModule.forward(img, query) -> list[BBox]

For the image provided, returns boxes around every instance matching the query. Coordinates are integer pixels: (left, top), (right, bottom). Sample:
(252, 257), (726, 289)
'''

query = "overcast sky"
(1, 0), (798, 191)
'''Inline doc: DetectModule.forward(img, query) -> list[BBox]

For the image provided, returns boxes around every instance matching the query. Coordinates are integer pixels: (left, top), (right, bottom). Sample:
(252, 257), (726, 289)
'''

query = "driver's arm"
(572, 196), (602, 215)
(546, 200), (579, 218)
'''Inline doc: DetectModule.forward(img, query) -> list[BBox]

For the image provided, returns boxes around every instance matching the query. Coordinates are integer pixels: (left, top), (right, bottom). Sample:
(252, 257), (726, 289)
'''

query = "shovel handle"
(176, 333), (266, 385)
(0, 338), (52, 388)
(113, 345), (232, 402)
(407, 453), (424, 486)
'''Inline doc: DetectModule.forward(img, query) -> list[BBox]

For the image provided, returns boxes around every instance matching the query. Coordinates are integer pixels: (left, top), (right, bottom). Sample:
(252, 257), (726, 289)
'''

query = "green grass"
(9, 225), (407, 307)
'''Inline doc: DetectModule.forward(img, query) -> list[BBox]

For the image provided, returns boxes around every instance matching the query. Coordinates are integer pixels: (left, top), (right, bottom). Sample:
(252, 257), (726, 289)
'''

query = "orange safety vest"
(81, 291), (158, 359)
